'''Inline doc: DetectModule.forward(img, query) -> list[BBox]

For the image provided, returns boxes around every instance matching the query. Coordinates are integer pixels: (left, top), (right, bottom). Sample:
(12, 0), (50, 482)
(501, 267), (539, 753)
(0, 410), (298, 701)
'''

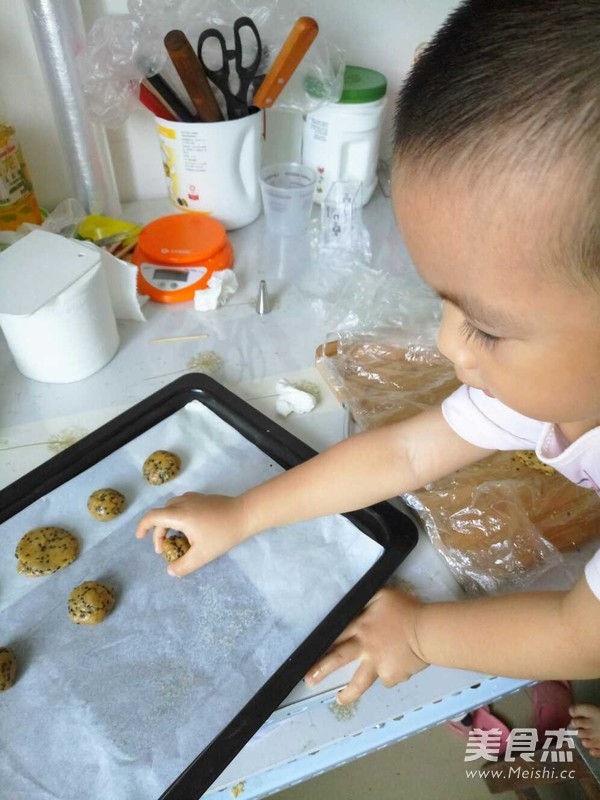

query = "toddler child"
(137, 0), (600, 758)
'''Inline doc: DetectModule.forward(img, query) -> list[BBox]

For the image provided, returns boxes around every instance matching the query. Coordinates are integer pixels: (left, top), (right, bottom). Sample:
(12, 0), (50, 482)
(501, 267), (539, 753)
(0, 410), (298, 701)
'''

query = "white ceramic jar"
(302, 66), (387, 206)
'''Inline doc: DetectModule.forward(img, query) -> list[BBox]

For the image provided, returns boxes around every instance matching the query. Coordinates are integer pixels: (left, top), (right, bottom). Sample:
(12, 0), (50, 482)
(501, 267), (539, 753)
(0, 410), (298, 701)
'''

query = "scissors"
(197, 17), (262, 120)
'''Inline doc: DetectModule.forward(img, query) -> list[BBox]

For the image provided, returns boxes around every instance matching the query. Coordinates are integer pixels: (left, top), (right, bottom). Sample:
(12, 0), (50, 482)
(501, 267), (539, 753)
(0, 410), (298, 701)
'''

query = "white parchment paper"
(0, 400), (383, 800)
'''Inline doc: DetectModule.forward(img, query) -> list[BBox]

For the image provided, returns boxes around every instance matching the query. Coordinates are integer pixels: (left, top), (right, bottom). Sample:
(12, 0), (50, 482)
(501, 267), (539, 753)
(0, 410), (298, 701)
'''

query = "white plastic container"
(0, 231), (119, 383)
(155, 109), (262, 230)
(302, 66), (387, 206)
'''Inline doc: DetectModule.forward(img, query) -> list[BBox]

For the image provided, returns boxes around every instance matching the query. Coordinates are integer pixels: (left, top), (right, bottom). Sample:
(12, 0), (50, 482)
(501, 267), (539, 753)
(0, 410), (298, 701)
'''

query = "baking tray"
(0, 374), (418, 800)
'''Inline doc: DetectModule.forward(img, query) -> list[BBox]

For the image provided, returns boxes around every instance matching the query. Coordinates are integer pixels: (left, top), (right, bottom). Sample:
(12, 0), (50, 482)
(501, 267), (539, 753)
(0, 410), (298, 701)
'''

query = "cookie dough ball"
(142, 450), (181, 485)
(15, 527), (79, 577)
(87, 488), (126, 521)
(68, 581), (115, 625)
(162, 533), (191, 563)
(0, 648), (16, 691)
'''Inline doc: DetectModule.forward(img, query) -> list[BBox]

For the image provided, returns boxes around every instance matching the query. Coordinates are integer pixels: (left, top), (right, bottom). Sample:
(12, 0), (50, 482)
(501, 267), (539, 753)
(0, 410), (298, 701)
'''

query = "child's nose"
(437, 303), (478, 370)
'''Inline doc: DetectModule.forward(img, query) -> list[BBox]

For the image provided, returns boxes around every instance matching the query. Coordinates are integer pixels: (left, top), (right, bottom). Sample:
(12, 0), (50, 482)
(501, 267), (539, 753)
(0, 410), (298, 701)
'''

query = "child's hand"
(304, 588), (428, 704)
(135, 492), (247, 576)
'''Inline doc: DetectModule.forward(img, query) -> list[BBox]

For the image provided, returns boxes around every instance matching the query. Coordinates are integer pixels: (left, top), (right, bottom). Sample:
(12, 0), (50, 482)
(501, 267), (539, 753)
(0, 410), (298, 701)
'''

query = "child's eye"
(459, 319), (501, 349)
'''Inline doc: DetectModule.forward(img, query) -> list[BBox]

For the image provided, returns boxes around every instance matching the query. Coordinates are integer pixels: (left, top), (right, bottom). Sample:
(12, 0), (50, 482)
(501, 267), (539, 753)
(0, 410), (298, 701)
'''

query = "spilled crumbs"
(328, 698), (358, 721)
(48, 427), (89, 453)
(187, 351), (224, 375)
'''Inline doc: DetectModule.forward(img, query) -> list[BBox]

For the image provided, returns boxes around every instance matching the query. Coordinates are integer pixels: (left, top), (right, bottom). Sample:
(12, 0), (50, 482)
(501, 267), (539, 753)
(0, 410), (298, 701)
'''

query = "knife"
(253, 17), (319, 109)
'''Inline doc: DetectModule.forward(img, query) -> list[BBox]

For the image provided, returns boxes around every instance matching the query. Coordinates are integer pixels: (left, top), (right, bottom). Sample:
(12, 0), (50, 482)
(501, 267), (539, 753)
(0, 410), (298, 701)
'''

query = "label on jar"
(0, 131), (33, 208)
(308, 117), (329, 143)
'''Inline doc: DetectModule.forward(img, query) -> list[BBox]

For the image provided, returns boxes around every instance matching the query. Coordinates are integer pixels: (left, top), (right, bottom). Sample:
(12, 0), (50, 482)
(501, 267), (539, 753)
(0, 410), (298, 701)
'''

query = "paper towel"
(0, 262), (120, 383)
(81, 241), (148, 321)
(0, 231), (145, 384)
(275, 379), (318, 417)
(193, 269), (238, 311)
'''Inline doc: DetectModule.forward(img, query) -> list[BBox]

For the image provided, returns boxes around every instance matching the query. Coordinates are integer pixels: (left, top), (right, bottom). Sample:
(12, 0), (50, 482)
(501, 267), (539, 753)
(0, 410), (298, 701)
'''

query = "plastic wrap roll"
(25, 0), (121, 216)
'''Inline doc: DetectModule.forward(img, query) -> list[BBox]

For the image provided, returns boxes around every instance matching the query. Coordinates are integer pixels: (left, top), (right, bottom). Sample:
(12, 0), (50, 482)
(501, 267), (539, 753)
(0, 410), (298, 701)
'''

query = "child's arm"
(136, 406), (492, 575)
(307, 576), (600, 704)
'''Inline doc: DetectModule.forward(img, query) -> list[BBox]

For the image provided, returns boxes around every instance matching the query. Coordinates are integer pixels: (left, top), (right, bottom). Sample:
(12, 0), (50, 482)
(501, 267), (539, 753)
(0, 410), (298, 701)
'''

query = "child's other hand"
(305, 588), (428, 704)
(135, 492), (247, 576)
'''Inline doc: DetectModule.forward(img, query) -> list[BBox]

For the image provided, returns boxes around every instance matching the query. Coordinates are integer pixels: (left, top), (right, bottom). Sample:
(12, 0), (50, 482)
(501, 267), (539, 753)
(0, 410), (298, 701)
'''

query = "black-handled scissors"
(197, 16), (262, 120)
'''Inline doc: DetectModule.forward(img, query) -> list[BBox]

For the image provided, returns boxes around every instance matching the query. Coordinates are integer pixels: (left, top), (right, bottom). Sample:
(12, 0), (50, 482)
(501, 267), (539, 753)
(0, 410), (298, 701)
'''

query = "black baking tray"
(0, 374), (419, 800)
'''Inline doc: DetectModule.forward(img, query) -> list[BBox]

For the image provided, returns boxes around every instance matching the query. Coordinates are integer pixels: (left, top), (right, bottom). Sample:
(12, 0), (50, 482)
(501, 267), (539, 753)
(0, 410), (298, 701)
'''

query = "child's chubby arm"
(135, 405), (492, 576)
(307, 575), (600, 705)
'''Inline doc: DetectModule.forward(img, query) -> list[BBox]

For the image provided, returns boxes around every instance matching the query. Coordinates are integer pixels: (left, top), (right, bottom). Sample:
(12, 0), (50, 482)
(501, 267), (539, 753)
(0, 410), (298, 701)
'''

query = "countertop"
(0, 192), (531, 799)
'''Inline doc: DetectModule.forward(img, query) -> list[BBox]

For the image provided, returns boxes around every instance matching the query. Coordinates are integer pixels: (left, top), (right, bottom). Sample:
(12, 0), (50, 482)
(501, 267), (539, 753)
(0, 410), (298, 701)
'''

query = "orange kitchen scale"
(133, 214), (234, 303)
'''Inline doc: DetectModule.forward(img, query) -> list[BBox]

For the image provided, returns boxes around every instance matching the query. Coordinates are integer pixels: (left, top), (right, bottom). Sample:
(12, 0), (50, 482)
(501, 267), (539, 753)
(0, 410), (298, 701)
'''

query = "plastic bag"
(310, 180), (372, 268)
(403, 452), (599, 596)
(316, 331), (459, 430)
(78, 0), (344, 127)
(316, 328), (600, 595)
(310, 268), (443, 357)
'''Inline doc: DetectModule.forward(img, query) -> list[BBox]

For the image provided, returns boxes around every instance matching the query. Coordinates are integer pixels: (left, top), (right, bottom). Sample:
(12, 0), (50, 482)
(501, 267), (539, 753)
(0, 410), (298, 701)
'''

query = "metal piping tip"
(255, 279), (270, 314)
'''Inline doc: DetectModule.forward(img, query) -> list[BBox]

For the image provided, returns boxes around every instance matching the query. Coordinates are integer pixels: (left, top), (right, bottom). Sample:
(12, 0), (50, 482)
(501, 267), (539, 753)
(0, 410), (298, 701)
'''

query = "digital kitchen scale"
(132, 213), (234, 303)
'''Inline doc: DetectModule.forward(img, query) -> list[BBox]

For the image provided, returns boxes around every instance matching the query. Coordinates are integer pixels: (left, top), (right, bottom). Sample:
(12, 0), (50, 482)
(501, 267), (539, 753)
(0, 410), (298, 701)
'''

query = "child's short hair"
(394, 0), (600, 286)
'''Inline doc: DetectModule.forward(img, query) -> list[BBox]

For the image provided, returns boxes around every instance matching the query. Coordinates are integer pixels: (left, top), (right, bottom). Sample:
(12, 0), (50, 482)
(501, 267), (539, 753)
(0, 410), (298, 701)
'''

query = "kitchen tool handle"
(139, 82), (177, 121)
(196, 27), (230, 90)
(233, 16), (262, 82)
(164, 29), (224, 123)
(253, 17), (318, 109)
(143, 74), (196, 123)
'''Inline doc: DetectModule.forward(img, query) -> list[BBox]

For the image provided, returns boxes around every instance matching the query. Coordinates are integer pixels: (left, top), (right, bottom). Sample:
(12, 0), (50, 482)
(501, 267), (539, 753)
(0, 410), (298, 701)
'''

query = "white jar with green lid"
(302, 65), (387, 206)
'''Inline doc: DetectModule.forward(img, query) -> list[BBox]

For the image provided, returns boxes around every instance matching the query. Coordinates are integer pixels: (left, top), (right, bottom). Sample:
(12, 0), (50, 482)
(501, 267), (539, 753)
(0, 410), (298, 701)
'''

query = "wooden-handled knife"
(253, 17), (319, 109)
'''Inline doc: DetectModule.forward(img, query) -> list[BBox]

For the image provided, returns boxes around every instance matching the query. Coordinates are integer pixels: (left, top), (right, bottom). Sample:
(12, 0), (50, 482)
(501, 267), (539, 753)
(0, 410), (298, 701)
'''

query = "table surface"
(0, 193), (532, 799)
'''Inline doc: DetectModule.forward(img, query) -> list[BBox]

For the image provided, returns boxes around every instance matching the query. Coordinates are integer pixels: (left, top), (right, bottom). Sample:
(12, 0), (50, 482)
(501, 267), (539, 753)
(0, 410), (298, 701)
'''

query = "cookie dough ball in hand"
(87, 488), (126, 521)
(0, 648), (16, 691)
(162, 533), (191, 563)
(68, 581), (115, 625)
(143, 450), (181, 485)
(15, 527), (79, 577)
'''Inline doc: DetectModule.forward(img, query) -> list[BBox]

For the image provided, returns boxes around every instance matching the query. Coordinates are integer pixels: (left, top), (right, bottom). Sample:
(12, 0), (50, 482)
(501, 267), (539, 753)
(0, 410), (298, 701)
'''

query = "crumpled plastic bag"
(316, 332), (459, 430)
(317, 329), (600, 595)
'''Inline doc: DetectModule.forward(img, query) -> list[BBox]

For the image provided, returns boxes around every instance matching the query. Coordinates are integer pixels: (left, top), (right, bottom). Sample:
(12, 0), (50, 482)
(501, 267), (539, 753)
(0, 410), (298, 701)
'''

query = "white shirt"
(441, 385), (600, 600)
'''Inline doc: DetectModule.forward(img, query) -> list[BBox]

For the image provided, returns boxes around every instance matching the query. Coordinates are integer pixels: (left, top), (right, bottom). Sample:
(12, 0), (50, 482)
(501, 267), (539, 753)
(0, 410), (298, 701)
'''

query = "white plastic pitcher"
(155, 110), (262, 230)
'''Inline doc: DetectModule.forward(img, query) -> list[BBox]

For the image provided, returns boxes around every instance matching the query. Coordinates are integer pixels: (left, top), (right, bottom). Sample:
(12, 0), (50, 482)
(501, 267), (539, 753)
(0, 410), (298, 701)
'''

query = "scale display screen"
(153, 269), (188, 282)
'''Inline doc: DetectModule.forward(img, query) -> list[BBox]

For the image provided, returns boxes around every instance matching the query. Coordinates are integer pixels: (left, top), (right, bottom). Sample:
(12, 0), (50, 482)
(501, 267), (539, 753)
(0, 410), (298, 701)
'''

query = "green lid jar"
(302, 65), (388, 206)
(338, 65), (387, 104)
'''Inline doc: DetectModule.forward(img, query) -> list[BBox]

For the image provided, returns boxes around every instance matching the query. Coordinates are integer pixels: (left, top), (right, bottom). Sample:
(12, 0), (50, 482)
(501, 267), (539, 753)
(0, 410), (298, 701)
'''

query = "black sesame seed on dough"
(67, 581), (115, 625)
(0, 648), (17, 691)
(142, 450), (182, 485)
(87, 488), (126, 521)
(162, 534), (191, 563)
(15, 527), (78, 577)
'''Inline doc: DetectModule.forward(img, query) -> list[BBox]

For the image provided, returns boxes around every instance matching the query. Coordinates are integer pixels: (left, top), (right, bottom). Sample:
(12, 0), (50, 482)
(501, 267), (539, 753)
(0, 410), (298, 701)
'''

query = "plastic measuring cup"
(259, 162), (316, 235)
